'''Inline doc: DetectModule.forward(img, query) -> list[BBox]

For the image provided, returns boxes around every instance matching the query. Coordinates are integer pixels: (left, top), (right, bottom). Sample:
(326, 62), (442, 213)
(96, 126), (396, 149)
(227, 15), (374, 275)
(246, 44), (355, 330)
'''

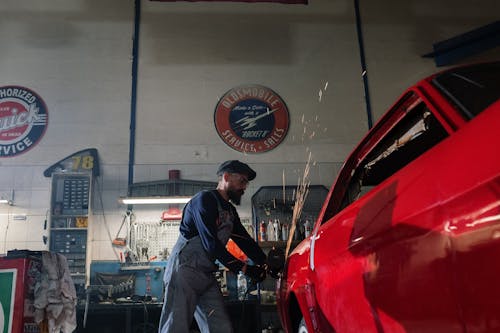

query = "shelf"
(51, 227), (88, 231)
(120, 262), (152, 271)
(260, 303), (278, 311)
(71, 273), (86, 277)
(259, 240), (301, 248)
(129, 178), (217, 197)
(51, 215), (89, 220)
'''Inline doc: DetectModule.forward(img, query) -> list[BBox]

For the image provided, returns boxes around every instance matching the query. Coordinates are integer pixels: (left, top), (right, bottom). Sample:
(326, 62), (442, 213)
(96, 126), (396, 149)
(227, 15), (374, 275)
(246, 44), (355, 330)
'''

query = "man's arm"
(189, 192), (245, 273)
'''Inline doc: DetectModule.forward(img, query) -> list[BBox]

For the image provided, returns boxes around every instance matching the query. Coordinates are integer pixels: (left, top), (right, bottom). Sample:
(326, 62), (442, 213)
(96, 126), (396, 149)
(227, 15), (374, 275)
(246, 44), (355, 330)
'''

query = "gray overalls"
(159, 192), (235, 333)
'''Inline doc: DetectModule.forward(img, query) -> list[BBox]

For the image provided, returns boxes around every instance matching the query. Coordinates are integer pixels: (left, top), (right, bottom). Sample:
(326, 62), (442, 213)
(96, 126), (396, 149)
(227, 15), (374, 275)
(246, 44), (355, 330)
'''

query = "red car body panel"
(277, 63), (500, 333)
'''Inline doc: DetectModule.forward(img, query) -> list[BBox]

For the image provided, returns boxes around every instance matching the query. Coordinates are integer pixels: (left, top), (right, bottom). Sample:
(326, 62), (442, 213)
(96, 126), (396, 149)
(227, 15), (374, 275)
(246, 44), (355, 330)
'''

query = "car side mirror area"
(267, 247), (286, 279)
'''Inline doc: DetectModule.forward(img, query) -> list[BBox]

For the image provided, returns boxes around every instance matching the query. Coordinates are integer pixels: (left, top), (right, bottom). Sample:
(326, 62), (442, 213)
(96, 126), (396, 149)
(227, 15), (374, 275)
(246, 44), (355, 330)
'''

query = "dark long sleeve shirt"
(179, 190), (266, 273)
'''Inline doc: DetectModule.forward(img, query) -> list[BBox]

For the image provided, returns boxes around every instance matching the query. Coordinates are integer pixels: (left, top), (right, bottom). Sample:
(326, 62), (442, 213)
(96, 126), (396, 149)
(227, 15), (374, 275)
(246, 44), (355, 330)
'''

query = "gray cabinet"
(49, 172), (92, 297)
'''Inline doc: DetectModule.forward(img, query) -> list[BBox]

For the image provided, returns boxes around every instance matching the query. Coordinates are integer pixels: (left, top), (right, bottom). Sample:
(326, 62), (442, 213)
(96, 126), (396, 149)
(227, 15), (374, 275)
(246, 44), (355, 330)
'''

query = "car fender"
(283, 241), (336, 333)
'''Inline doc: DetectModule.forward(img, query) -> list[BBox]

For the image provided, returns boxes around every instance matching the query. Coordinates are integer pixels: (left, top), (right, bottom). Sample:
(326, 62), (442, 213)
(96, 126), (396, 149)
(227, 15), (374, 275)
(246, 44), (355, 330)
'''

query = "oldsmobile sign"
(214, 85), (289, 153)
(0, 86), (48, 157)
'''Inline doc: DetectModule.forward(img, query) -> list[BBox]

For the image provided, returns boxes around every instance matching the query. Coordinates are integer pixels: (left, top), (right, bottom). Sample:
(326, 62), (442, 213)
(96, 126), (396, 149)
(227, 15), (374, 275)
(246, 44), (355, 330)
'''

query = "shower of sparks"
(281, 97), (330, 256)
(318, 82), (329, 102)
(285, 151), (311, 258)
(283, 170), (286, 205)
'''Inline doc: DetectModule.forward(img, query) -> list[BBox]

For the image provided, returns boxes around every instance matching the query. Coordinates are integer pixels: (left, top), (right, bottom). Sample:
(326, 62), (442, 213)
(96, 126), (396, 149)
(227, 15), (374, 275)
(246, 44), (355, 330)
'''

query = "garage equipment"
(112, 211), (132, 246)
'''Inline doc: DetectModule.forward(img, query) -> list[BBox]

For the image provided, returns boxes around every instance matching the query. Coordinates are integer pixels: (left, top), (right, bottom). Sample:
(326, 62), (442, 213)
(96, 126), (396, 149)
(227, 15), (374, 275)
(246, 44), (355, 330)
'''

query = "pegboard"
(129, 221), (180, 261)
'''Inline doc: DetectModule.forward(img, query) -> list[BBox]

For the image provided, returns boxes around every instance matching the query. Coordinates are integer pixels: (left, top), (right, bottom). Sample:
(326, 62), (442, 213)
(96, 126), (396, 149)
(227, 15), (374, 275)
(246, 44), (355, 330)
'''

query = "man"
(158, 160), (267, 333)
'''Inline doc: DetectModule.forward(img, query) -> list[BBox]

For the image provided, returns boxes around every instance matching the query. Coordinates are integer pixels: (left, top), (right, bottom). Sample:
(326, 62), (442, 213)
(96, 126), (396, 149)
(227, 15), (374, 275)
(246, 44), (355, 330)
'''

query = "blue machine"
(90, 260), (167, 300)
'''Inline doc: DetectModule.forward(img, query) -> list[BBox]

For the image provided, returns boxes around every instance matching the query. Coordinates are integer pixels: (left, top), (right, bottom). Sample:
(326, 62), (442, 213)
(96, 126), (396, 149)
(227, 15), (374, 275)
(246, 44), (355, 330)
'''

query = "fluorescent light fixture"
(119, 196), (192, 205)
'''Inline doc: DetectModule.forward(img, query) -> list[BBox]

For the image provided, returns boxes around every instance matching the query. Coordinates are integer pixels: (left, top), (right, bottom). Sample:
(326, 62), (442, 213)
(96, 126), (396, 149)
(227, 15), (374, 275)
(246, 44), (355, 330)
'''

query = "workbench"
(76, 302), (162, 333)
(75, 299), (261, 333)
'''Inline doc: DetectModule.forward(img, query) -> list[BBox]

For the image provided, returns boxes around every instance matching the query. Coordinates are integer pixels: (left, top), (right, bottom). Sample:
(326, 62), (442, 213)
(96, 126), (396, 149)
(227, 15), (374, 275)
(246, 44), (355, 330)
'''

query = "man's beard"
(227, 189), (243, 205)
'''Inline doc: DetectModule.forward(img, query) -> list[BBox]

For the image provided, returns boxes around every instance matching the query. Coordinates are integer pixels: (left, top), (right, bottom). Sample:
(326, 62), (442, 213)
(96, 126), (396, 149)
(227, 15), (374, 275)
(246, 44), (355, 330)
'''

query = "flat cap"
(217, 160), (256, 181)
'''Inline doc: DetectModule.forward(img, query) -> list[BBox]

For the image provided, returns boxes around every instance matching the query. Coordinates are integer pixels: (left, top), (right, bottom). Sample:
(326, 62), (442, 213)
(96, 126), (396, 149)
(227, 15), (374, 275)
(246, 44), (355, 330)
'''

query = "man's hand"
(268, 265), (280, 279)
(244, 265), (266, 283)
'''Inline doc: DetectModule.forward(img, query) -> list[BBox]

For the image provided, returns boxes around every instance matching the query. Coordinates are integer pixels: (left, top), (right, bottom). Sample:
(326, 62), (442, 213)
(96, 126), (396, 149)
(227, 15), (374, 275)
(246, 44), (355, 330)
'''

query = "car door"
(434, 102), (500, 333)
(311, 92), (464, 333)
(423, 64), (500, 333)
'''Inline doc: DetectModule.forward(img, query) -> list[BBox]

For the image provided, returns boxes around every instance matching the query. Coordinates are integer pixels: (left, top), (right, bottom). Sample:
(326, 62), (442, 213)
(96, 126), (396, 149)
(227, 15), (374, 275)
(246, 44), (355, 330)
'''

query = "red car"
(276, 62), (500, 333)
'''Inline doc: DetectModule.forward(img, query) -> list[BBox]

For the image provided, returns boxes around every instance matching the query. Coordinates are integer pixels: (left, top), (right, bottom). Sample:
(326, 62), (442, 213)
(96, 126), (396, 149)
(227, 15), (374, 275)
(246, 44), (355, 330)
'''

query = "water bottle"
(237, 271), (247, 301)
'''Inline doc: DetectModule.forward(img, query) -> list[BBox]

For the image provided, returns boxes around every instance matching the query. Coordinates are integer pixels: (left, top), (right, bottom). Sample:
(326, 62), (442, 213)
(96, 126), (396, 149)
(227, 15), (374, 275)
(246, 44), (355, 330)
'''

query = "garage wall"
(0, 0), (498, 259)
(0, 0), (133, 254)
(361, 1), (500, 120)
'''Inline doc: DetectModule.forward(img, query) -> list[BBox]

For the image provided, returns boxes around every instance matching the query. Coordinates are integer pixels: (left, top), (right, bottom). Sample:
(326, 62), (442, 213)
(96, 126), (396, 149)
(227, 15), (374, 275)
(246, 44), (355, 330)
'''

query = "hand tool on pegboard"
(112, 211), (132, 246)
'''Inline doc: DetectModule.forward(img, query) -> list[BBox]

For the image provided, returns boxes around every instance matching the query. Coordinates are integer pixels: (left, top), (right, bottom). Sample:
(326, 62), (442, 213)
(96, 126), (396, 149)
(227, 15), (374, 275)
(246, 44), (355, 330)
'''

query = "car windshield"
(431, 62), (500, 119)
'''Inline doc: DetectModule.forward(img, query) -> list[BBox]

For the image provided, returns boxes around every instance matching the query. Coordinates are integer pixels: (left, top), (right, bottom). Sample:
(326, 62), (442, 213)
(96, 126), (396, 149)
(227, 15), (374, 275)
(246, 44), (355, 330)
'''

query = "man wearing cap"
(159, 160), (267, 333)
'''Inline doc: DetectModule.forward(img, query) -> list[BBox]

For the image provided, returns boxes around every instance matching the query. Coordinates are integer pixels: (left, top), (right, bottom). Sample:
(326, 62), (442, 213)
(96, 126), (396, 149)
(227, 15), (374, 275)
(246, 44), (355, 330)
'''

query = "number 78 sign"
(43, 148), (100, 177)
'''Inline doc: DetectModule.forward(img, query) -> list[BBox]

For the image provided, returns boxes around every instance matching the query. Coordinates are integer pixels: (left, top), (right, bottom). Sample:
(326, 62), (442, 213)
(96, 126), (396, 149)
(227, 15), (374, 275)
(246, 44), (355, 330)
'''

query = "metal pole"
(128, 0), (141, 195)
(354, 0), (374, 129)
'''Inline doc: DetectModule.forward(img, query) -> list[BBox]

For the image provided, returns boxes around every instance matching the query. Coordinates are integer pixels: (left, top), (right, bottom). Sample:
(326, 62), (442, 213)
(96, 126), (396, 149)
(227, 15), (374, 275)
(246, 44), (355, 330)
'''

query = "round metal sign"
(214, 84), (289, 154)
(0, 86), (48, 157)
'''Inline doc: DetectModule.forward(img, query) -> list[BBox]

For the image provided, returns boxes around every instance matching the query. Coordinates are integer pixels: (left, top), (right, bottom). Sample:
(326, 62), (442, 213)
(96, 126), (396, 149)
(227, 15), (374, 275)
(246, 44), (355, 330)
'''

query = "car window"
(431, 62), (500, 120)
(337, 99), (448, 212)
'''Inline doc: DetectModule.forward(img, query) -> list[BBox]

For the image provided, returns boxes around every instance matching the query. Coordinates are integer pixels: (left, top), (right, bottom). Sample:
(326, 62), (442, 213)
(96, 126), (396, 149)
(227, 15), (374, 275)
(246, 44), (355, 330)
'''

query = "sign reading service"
(214, 85), (289, 153)
(0, 86), (48, 157)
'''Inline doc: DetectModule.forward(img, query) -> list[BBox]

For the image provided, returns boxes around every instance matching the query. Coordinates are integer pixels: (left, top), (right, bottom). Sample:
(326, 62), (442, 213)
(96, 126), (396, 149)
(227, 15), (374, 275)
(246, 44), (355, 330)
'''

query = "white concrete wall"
(0, 0), (133, 255)
(0, 0), (498, 259)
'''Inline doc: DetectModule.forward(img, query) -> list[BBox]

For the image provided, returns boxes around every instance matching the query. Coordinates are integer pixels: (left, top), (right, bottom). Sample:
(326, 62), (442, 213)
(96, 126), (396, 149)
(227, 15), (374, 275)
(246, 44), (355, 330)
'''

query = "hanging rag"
(34, 251), (77, 333)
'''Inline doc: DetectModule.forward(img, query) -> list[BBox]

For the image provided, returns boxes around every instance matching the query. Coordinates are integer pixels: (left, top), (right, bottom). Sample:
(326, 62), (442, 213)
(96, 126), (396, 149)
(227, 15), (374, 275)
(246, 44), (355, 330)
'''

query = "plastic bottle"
(259, 221), (267, 241)
(273, 219), (280, 241)
(237, 271), (247, 301)
(281, 223), (289, 241)
(304, 219), (312, 238)
(267, 219), (274, 242)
